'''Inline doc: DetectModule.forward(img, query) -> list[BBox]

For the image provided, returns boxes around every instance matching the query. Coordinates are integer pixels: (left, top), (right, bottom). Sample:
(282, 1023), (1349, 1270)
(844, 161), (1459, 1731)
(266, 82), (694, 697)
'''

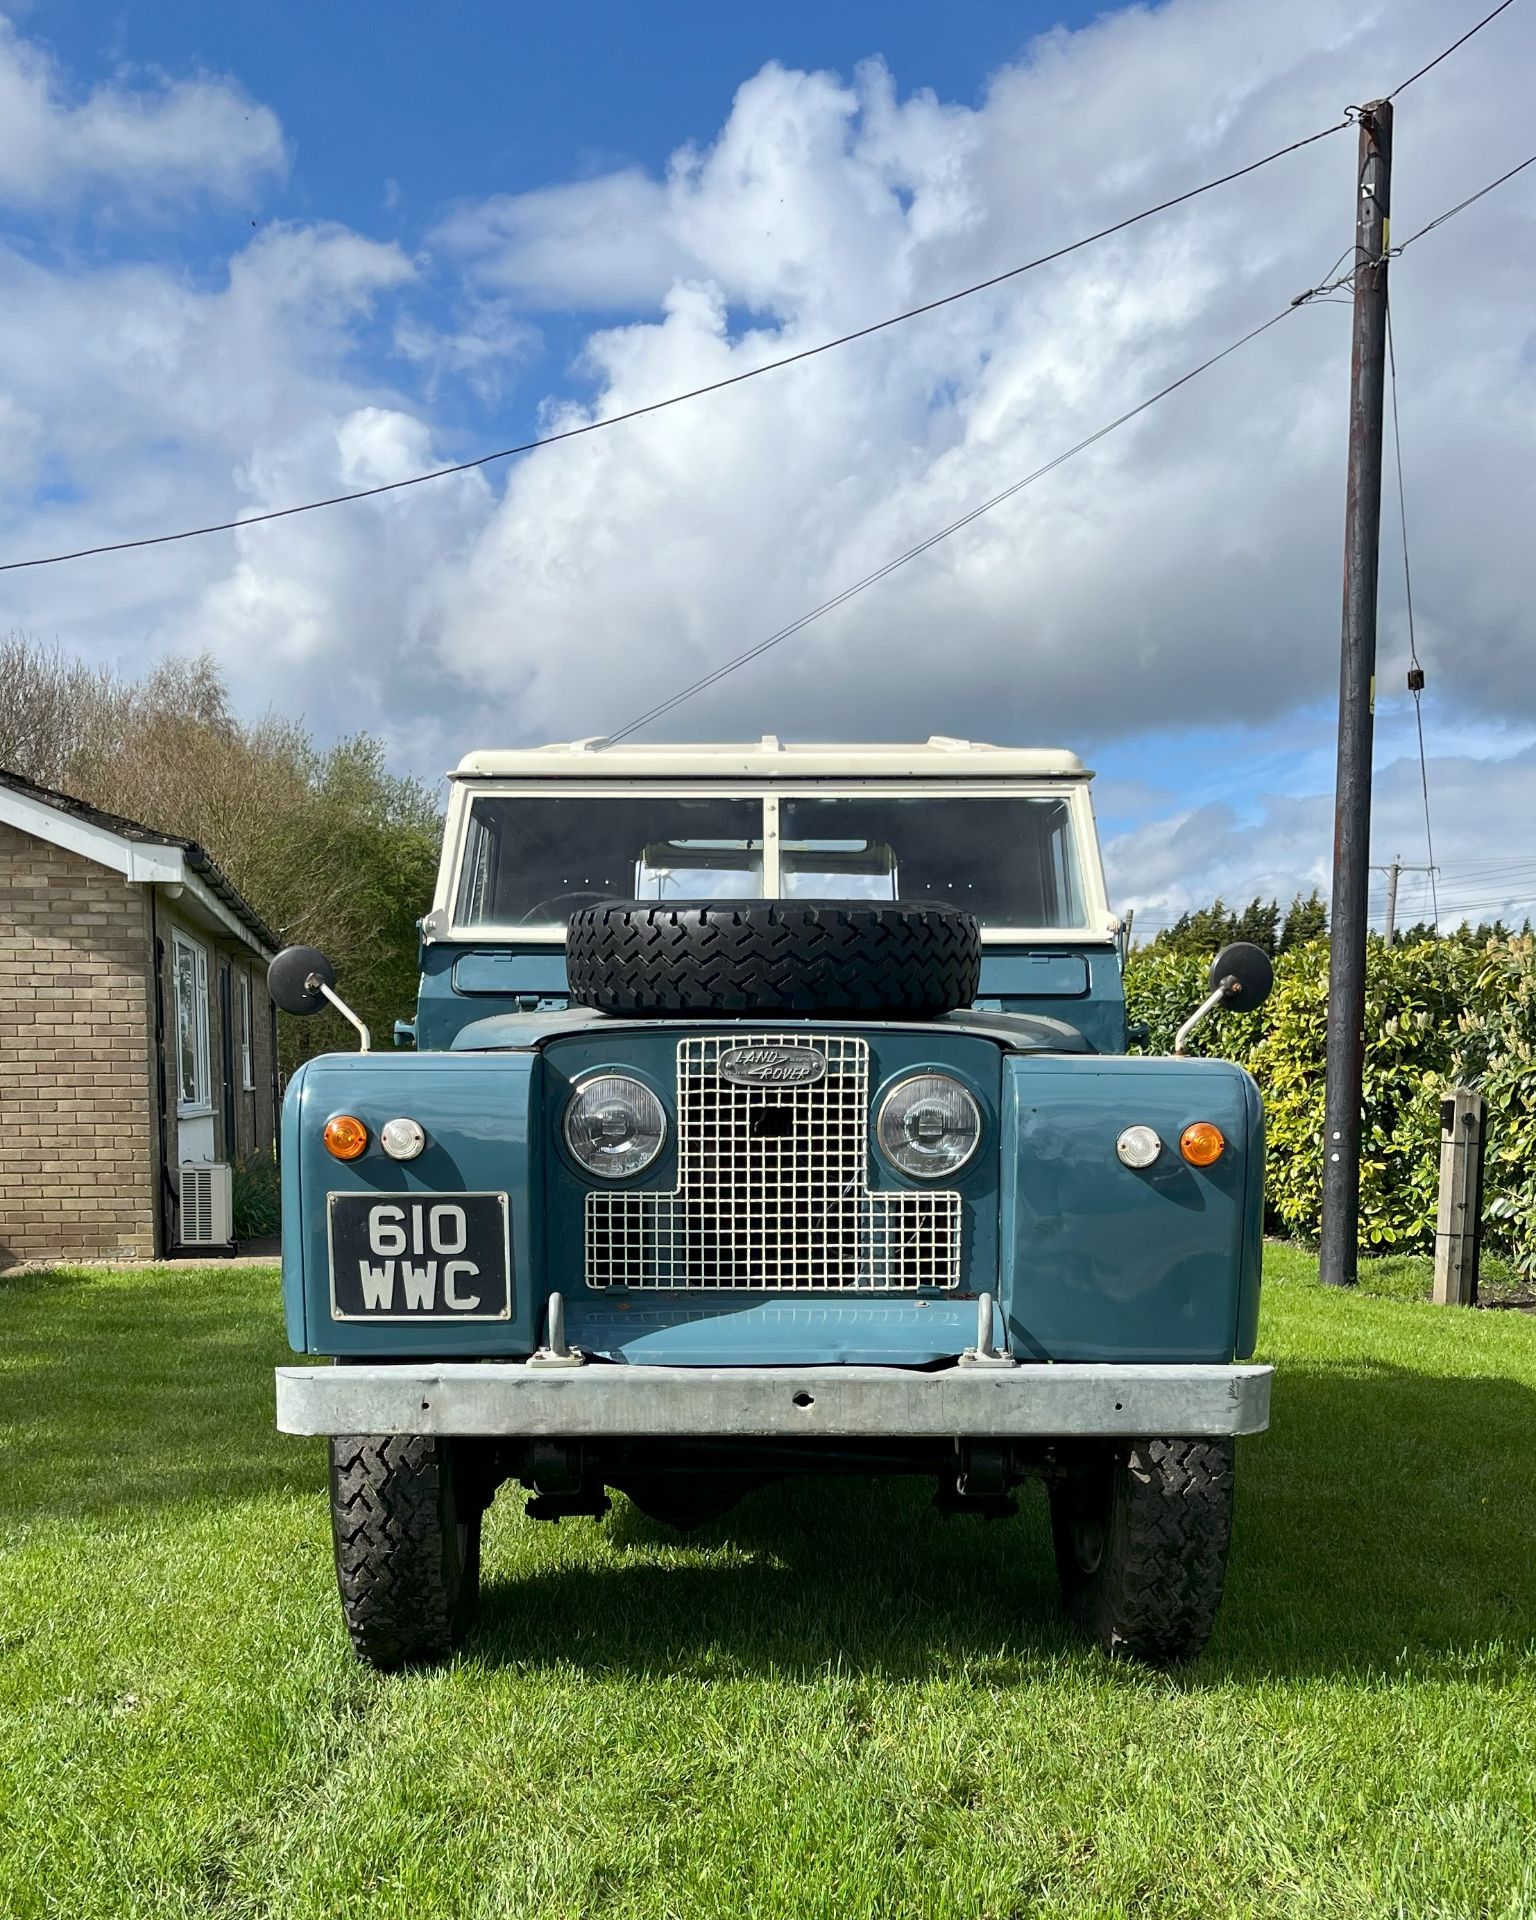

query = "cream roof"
(452, 737), (1089, 781)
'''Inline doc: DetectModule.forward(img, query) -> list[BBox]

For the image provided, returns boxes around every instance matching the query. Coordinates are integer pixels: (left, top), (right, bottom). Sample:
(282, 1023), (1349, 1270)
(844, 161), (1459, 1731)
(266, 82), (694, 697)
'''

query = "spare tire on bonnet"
(566, 900), (981, 1018)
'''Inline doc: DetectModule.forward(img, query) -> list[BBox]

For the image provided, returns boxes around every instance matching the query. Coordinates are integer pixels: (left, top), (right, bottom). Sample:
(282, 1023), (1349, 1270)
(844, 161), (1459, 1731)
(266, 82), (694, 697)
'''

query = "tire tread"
(328, 1434), (479, 1671)
(1051, 1437), (1234, 1665)
(566, 899), (981, 1017)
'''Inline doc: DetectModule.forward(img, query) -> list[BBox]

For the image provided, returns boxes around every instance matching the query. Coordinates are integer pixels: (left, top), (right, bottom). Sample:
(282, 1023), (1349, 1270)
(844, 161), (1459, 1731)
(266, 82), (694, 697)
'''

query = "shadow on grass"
(0, 1266), (313, 1522)
(6, 1269), (1534, 1685)
(475, 1474), (1070, 1681)
(471, 1362), (1536, 1685)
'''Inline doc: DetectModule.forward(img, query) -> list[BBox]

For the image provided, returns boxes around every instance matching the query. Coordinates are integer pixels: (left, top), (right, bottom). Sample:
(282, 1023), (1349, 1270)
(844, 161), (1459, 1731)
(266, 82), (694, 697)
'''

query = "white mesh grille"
(585, 1033), (961, 1289)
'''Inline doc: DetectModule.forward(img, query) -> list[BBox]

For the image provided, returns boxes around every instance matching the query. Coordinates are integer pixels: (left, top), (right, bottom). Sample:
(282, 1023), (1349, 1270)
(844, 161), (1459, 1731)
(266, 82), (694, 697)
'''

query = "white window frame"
(431, 778), (1116, 946)
(239, 970), (255, 1091)
(172, 929), (212, 1116)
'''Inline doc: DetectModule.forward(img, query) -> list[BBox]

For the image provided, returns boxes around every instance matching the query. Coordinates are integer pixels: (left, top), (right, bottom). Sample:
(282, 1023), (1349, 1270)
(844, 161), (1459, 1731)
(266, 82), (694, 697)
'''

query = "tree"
(0, 636), (128, 787)
(1139, 892), (1325, 960)
(1279, 890), (1327, 951)
(1153, 899), (1232, 957)
(0, 633), (442, 1068)
(1144, 896), (1286, 959)
(1231, 896), (1281, 954)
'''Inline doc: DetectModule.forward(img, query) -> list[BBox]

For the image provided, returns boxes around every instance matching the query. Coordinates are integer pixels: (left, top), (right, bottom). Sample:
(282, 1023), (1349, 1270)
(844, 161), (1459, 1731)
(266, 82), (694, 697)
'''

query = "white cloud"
(1104, 735), (1536, 935)
(2, 0), (1535, 916)
(0, 213), (474, 738)
(415, 0), (1536, 760)
(0, 224), (413, 487)
(434, 169), (688, 309)
(393, 299), (539, 403)
(0, 14), (284, 208)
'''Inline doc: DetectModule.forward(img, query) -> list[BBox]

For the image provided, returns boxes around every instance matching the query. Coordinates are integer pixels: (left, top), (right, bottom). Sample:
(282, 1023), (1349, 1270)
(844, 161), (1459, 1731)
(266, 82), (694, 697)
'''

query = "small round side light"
(1116, 1124), (1162, 1169)
(379, 1116), (426, 1161)
(323, 1113), (369, 1161)
(1180, 1122), (1226, 1168)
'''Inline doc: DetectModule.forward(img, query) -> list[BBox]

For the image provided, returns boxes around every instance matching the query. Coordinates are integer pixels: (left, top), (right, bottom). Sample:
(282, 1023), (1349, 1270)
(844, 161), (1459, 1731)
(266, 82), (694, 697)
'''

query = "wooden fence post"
(1433, 1088), (1486, 1306)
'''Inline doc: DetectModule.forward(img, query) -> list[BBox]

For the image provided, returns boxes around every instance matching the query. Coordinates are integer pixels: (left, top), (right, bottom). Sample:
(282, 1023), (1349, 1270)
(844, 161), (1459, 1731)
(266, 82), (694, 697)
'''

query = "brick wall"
(0, 823), (157, 1266)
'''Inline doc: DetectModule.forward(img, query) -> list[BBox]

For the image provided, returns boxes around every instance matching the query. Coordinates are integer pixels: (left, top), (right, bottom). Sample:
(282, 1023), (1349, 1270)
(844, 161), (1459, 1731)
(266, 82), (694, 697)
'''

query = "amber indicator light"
(323, 1114), (369, 1161)
(1179, 1122), (1226, 1168)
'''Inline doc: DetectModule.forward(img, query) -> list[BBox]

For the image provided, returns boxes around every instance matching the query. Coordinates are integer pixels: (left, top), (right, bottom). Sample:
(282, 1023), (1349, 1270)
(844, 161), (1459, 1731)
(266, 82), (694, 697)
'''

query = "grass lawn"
(2, 1249), (1533, 1920)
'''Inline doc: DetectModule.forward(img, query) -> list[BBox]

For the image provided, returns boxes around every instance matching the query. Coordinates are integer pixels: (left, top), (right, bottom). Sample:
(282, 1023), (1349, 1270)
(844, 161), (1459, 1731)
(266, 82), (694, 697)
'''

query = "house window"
(240, 970), (255, 1091)
(172, 931), (211, 1113)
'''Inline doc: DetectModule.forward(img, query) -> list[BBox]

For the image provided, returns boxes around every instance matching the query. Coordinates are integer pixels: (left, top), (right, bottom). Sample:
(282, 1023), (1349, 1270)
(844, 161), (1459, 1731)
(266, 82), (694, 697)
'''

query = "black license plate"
(327, 1192), (512, 1322)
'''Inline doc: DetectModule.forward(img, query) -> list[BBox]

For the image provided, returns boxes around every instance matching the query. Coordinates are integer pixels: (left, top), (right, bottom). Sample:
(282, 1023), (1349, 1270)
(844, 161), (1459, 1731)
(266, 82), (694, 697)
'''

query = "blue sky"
(2, 0), (1534, 928)
(38, 3), (1095, 227)
(21, 1), (1102, 458)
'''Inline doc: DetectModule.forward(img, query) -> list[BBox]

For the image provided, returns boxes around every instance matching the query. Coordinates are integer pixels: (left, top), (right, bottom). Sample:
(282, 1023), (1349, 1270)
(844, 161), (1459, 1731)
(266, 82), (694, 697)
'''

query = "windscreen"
(452, 791), (1088, 929)
(454, 796), (764, 927)
(780, 795), (1087, 926)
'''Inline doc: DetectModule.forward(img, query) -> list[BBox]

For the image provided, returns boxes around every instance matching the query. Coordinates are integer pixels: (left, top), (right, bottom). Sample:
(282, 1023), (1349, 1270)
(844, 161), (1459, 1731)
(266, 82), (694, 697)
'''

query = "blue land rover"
(272, 738), (1271, 1668)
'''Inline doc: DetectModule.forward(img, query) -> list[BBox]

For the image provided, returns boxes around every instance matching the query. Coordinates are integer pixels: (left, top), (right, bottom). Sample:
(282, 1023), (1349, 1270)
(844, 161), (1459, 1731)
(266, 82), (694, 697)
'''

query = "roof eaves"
(0, 764), (279, 955)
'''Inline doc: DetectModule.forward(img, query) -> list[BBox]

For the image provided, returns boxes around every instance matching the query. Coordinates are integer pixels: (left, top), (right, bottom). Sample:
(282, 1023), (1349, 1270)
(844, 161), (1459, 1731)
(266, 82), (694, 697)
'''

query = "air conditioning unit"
(179, 1162), (234, 1248)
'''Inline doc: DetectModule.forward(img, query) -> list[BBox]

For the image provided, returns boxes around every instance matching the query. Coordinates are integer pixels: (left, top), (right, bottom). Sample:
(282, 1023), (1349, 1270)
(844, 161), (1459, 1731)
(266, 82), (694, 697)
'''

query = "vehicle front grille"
(584, 1033), (962, 1289)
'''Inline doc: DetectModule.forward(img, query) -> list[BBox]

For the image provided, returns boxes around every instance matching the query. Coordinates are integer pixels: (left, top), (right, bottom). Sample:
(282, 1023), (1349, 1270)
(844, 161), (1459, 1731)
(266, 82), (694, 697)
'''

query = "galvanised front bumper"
(276, 1361), (1272, 1440)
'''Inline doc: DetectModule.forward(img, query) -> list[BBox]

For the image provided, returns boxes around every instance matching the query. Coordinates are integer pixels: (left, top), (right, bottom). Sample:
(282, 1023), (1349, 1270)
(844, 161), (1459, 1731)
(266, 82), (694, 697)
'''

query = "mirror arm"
(313, 977), (372, 1053)
(1174, 979), (1235, 1056)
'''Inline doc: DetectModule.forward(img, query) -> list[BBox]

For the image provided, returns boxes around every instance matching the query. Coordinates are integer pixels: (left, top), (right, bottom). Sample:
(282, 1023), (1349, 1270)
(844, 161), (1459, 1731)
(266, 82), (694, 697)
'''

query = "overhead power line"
(1418, 892), (1536, 917)
(0, 120), (1355, 578)
(604, 304), (1306, 745)
(1386, 0), (1517, 98)
(605, 148), (1536, 742)
(0, 5), (1517, 580)
(1390, 151), (1536, 252)
(1434, 858), (1536, 877)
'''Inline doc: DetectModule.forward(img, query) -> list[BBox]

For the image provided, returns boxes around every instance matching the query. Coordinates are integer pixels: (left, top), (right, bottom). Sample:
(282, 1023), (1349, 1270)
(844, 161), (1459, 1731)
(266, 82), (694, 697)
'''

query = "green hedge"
(1124, 934), (1536, 1274)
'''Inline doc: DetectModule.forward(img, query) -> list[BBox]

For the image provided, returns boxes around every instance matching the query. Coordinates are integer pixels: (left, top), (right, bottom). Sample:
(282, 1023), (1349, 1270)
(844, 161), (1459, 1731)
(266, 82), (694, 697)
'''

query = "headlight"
(563, 1075), (667, 1179)
(876, 1074), (981, 1179)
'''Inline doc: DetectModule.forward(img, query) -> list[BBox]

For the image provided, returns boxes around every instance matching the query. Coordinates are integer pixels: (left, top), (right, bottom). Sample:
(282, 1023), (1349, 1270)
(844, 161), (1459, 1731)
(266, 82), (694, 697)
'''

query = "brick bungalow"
(0, 768), (279, 1266)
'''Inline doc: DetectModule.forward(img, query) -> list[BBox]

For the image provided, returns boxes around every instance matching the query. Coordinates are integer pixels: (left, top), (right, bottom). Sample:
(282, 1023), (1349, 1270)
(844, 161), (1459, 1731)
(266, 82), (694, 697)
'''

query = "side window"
(454, 808), (498, 925)
(173, 931), (211, 1113)
(239, 971), (255, 1090)
(1045, 802), (1083, 926)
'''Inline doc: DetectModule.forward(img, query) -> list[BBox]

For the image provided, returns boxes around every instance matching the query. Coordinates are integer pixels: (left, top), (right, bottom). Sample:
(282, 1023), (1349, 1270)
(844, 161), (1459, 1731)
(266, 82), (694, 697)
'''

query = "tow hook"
(959, 1292), (1014, 1368)
(527, 1291), (587, 1369)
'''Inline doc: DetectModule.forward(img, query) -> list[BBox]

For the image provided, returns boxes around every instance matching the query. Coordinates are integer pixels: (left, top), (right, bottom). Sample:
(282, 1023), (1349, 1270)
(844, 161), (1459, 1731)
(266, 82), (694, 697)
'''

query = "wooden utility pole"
(1433, 1089), (1486, 1305)
(1320, 100), (1393, 1289)
(1373, 857), (1436, 943)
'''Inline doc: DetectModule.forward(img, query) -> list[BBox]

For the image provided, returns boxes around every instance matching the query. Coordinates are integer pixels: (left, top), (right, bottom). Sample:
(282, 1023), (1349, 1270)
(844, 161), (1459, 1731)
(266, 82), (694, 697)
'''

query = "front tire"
(1049, 1438), (1234, 1665)
(328, 1435), (482, 1670)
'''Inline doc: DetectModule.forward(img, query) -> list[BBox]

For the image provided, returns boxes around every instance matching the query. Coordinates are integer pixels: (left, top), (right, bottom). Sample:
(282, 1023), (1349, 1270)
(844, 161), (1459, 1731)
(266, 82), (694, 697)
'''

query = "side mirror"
(267, 945), (336, 1017)
(268, 945), (372, 1051)
(1209, 941), (1273, 1012)
(1175, 941), (1273, 1054)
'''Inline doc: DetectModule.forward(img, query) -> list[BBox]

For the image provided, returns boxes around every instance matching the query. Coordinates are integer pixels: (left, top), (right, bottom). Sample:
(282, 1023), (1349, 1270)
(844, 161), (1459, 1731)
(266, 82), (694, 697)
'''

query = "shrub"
(231, 1150), (281, 1241)
(1124, 932), (1536, 1271)
(1124, 946), (1208, 1055)
(1456, 936), (1536, 1277)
